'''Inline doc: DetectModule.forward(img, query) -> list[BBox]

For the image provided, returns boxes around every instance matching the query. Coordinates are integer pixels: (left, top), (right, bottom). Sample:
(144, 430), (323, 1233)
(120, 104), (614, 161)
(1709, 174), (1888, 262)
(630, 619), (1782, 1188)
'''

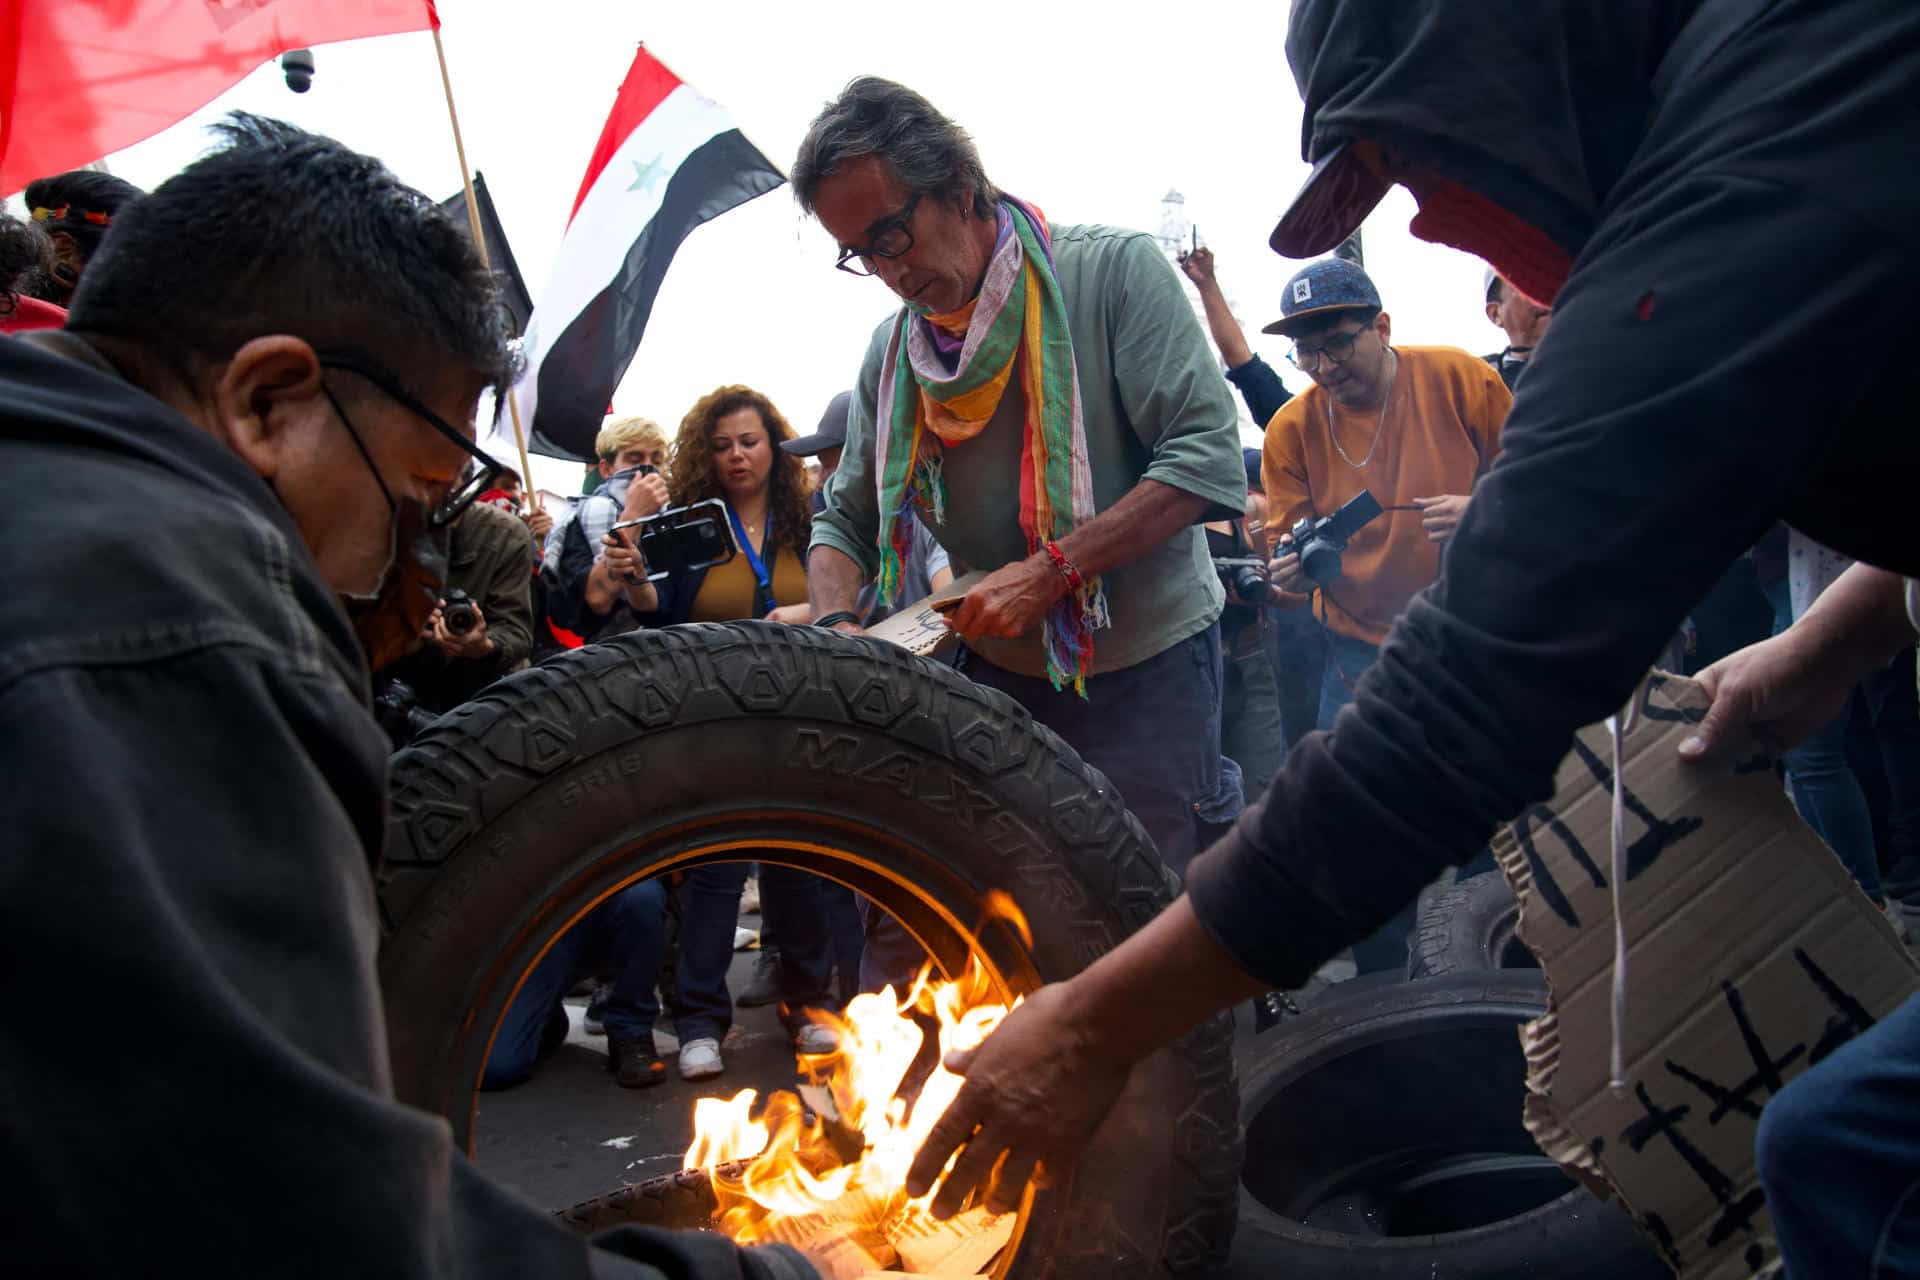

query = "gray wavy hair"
(791, 77), (999, 220)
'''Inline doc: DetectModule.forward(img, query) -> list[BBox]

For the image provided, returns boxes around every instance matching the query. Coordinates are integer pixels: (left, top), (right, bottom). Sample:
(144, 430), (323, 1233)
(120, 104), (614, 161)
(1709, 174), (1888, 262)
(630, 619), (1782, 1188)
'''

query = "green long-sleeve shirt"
(811, 223), (1248, 677)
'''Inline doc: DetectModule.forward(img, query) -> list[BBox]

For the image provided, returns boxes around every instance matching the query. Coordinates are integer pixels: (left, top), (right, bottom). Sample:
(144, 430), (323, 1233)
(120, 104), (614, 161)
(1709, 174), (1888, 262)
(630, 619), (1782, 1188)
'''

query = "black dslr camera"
(442, 588), (480, 636)
(372, 677), (439, 749)
(1289, 489), (1384, 586)
(1213, 557), (1271, 605)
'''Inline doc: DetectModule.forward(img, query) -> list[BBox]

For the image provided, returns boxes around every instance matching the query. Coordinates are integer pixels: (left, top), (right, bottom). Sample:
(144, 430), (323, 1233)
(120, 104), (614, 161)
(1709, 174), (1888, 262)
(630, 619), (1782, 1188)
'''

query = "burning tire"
(1232, 972), (1667, 1279)
(1407, 871), (1538, 980)
(377, 622), (1241, 1278)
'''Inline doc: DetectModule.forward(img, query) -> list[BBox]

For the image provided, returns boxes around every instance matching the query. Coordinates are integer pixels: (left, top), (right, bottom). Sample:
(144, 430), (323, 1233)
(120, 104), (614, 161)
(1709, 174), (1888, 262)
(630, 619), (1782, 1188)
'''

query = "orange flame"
(682, 949), (1018, 1249)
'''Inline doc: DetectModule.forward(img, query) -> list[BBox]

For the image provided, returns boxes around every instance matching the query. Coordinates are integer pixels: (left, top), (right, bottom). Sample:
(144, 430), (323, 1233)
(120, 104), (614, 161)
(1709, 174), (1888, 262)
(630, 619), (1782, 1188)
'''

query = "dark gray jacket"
(0, 333), (811, 1280)
(1188, 0), (1920, 984)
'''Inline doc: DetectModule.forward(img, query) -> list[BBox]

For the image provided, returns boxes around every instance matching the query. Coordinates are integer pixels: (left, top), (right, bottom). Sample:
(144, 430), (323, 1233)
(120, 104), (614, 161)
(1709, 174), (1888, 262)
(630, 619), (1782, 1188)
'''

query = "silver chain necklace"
(1326, 349), (1397, 470)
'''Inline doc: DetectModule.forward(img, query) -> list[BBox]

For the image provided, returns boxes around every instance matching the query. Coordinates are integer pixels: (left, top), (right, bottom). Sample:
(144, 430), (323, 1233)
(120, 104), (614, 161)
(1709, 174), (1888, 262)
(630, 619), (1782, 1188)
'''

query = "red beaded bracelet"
(1042, 539), (1084, 593)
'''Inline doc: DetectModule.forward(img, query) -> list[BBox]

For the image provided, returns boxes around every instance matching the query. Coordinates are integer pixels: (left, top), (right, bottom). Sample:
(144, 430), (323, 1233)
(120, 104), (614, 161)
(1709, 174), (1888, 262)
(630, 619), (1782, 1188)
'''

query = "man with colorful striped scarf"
(795, 77), (1250, 878)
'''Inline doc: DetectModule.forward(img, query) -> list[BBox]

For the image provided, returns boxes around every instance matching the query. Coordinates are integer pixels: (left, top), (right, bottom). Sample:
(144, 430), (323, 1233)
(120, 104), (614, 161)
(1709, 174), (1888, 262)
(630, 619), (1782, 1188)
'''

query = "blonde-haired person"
(605, 386), (840, 1082)
(545, 414), (673, 639)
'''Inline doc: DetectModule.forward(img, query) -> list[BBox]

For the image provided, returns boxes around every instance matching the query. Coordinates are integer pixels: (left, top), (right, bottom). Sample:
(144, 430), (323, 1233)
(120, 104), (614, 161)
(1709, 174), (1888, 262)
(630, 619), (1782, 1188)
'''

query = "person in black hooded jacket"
(902, 0), (1920, 1262)
(0, 113), (814, 1280)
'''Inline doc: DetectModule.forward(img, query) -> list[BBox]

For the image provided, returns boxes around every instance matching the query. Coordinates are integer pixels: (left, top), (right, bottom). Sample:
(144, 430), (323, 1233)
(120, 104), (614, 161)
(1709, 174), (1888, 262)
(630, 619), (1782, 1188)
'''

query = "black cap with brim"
(1269, 140), (1392, 259)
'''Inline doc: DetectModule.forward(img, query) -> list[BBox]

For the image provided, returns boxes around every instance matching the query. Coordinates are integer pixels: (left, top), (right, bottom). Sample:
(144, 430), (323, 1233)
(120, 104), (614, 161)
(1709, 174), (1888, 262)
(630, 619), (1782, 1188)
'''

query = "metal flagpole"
(430, 23), (539, 507)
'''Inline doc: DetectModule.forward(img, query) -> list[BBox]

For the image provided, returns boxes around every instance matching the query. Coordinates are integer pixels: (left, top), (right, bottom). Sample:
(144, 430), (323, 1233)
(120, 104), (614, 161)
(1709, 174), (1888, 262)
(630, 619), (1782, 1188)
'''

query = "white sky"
(31, 0), (1502, 497)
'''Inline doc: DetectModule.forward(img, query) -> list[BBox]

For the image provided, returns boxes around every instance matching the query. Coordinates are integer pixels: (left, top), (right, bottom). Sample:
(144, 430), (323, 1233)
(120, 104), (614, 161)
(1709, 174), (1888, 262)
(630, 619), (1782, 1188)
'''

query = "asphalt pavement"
(474, 946), (810, 1212)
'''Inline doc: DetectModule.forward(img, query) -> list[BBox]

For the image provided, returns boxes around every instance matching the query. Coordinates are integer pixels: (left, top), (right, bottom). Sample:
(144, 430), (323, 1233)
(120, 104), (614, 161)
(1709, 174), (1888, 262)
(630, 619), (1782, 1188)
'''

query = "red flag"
(0, 0), (439, 195)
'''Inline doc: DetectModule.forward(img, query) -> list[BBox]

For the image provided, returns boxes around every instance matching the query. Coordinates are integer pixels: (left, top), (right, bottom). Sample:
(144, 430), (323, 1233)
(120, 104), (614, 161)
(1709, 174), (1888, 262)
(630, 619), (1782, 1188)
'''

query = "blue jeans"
(1758, 991), (1920, 1276)
(957, 624), (1239, 881)
(482, 878), (668, 1088)
(1315, 628), (1380, 732)
(860, 901), (928, 998)
(1312, 628), (1424, 972)
(1266, 606), (1326, 751)
(1763, 579), (1885, 899)
(821, 881), (866, 1007)
(674, 862), (835, 1045)
(1859, 648), (1920, 907)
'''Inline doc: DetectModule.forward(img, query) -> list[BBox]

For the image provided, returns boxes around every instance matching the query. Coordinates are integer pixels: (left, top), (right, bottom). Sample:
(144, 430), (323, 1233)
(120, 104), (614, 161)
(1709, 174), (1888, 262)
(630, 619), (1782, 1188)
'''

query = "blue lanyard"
(726, 502), (774, 617)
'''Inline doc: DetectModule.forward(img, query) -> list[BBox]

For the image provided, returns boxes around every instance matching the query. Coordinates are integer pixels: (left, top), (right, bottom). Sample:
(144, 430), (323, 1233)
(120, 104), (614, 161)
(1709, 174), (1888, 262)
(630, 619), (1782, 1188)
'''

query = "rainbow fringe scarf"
(872, 198), (1109, 695)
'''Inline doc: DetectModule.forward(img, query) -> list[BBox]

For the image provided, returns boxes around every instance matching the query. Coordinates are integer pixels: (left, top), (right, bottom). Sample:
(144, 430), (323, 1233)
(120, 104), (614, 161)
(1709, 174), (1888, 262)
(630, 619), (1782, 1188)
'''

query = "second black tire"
(1408, 870), (1538, 979)
(1231, 971), (1667, 1279)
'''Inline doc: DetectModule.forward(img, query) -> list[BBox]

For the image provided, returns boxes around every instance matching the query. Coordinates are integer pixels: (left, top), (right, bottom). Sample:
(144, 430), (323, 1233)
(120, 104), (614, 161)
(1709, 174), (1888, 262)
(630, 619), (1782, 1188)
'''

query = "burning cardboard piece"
(889, 1206), (1015, 1275)
(1491, 672), (1919, 1278)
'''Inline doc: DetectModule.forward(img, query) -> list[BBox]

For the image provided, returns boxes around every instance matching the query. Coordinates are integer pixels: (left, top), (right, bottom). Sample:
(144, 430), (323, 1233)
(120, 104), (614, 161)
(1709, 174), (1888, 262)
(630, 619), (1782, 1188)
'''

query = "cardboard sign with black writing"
(1492, 672), (1919, 1278)
(864, 571), (984, 658)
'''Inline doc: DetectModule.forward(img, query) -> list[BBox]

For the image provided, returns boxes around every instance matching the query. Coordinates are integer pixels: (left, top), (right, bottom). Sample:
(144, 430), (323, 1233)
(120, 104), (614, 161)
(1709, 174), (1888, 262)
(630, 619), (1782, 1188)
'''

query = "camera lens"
(1301, 541), (1343, 585)
(1231, 565), (1271, 605)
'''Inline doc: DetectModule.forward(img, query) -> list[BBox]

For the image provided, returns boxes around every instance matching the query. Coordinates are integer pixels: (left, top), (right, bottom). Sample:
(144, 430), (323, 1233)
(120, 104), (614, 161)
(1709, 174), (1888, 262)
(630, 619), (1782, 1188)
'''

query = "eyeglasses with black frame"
(1287, 326), (1370, 371)
(315, 348), (504, 528)
(833, 192), (924, 277)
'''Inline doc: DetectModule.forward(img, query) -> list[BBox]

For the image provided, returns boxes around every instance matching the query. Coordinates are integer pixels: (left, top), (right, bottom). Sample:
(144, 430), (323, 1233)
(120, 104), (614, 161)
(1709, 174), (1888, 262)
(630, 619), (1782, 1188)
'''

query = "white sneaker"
(678, 1037), (724, 1081)
(1897, 901), (1920, 951)
(793, 1022), (840, 1057)
(1881, 900), (1910, 944)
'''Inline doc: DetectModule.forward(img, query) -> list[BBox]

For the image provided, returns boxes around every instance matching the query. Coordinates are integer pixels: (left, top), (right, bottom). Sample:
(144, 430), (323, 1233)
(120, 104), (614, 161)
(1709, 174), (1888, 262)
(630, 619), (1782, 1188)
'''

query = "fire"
(681, 906), (1027, 1262)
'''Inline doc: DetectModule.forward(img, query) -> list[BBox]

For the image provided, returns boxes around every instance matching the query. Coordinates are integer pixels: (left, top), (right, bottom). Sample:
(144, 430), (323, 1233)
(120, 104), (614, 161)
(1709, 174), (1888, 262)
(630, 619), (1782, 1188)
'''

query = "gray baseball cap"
(1261, 257), (1383, 337)
(781, 390), (851, 456)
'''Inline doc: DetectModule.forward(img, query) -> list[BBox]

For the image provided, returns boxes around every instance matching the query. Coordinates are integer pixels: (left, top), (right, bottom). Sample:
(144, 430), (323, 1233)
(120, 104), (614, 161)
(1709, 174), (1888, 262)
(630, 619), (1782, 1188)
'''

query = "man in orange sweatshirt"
(1263, 257), (1512, 733)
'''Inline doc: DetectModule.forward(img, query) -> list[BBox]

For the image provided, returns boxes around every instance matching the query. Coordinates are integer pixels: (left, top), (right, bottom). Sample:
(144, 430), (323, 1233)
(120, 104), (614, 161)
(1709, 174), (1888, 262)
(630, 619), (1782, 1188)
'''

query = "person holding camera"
(377, 495), (534, 717)
(550, 415), (673, 639)
(1261, 257), (1510, 735)
(611, 385), (841, 1083)
(1260, 258), (1510, 973)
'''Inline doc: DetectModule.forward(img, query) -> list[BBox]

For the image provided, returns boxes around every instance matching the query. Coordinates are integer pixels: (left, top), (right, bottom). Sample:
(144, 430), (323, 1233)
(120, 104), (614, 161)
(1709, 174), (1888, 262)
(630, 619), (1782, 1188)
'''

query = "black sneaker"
(736, 947), (782, 1008)
(608, 1033), (668, 1089)
(584, 981), (610, 1036)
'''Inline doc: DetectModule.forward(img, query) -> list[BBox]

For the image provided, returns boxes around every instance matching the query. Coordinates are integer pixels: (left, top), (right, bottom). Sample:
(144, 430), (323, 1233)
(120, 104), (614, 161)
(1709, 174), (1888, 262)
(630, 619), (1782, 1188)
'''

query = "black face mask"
(323, 386), (452, 671)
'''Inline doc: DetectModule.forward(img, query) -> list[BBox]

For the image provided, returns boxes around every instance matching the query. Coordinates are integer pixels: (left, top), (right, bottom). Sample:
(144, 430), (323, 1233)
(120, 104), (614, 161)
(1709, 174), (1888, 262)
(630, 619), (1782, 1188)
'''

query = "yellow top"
(688, 540), (809, 622)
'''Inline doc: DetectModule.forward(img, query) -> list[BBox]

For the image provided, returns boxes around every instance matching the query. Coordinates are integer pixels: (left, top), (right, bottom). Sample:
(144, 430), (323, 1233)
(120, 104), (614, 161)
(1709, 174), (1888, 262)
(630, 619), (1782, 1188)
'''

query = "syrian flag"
(513, 48), (784, 461)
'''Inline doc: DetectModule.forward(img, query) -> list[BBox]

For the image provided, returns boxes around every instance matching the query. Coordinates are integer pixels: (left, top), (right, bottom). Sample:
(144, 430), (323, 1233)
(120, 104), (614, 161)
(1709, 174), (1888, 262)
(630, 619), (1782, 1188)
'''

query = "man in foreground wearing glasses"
(796, 77), (1249, 878)
(0, 114), (815, 1280)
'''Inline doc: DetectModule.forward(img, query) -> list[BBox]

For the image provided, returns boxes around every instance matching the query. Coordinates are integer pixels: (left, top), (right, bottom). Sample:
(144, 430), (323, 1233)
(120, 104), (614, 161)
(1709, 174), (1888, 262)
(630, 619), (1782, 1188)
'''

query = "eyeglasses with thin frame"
(314, 348), (504, 528)
(833, 192), (924, 277)
(1287, 326), (1370, 371)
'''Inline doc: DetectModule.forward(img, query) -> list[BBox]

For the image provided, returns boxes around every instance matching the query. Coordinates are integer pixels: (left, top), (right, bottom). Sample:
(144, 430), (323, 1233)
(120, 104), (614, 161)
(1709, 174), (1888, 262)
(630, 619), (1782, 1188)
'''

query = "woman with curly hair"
(601, 385), (841, 1082)
(599, 384), (815, 626)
